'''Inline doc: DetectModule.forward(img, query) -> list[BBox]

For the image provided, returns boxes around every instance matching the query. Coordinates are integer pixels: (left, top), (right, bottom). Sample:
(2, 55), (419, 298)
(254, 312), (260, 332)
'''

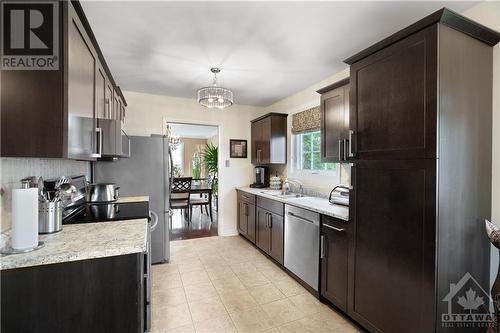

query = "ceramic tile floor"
(152, 236), (364, 333)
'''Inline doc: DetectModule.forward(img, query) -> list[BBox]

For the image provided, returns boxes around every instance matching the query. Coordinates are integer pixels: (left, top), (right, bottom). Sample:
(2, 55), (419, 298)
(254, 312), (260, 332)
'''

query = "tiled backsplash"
(0, 158), (90, 232)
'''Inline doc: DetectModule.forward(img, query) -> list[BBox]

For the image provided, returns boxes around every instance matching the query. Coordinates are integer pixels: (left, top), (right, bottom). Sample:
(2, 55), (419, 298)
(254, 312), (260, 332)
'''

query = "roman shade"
(291, 106), (321, 134)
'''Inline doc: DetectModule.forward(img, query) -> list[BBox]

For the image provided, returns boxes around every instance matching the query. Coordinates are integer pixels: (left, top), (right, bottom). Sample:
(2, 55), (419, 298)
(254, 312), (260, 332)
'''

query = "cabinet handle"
(338, 140), (342, 161)
(257, 149), (261, 163)
(320, 235), (325, 259)
(343, 139), (349, 161)
(91, 127), (103, 158)
(348, 130), (355, 157)
(97, 127), (103, 155)
(268, 214), (272, 229)
(105, 98), (110, 119)
(323, 224), (344, 232)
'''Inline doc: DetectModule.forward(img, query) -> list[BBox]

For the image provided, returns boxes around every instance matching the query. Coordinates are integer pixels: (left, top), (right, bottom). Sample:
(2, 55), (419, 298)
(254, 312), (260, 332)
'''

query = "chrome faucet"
(283, 179), (304, 197)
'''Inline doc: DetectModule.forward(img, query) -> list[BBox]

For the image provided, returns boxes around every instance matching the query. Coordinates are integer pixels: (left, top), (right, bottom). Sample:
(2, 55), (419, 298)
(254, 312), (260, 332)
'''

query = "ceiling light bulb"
(218, 97), (224, 103)
(207, 98), (214, 103)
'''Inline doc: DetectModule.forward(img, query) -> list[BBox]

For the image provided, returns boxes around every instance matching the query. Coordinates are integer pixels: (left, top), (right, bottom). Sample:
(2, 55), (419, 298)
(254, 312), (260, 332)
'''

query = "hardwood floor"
(170, 206), (218, 241)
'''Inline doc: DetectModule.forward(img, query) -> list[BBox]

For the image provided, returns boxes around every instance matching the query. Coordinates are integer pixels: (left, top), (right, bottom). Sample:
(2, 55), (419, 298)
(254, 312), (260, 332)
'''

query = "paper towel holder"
(0, 241), (45, 256)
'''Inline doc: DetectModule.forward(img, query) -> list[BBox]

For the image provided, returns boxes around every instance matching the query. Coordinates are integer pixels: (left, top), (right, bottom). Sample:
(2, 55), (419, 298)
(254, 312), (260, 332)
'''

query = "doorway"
(167, 122), (219, 241)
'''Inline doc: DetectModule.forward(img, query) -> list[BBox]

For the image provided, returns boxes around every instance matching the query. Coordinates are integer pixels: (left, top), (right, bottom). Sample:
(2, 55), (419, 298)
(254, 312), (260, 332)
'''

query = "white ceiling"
(81, 1), (478, 107)
(169, 123), (218, 139)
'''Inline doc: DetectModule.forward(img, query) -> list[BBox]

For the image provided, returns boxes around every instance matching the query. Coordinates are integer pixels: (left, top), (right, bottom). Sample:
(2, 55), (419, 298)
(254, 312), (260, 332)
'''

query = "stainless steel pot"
(88, 203), (119, 220)
(85, 183), (120, 203)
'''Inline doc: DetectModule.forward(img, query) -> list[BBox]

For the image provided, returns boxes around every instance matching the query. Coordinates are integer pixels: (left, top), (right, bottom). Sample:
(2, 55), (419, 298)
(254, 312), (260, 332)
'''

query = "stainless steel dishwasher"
(284, 204), (320, 291)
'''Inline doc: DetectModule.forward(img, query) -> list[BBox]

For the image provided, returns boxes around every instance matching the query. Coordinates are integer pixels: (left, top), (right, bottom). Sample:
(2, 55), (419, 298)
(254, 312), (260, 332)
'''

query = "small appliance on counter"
(250, 166), (269, 188)
(269, 174), (281, 190)
(328, 185), (351, 206)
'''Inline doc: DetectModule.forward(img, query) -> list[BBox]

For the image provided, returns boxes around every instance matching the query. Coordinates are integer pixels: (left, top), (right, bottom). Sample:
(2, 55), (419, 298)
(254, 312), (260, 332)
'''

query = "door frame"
(163, 117), (222, 235)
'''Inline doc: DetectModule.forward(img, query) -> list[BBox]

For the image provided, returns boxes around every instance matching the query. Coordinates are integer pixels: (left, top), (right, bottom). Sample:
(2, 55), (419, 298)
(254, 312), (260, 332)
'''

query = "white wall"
(123, 91), (263, 236)
(461, 0), (500, 291)
(259, 68), (351, 195)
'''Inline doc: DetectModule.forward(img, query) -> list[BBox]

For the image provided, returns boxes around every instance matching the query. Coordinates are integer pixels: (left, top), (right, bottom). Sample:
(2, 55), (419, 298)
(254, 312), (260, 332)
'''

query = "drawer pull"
(323, 224), (344, 232)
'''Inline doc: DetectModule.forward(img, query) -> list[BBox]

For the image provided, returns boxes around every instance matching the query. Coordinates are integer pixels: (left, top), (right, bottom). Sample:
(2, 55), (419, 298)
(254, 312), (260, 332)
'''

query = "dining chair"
(189, 177), (213, 223)
(170, 177), (193, 223)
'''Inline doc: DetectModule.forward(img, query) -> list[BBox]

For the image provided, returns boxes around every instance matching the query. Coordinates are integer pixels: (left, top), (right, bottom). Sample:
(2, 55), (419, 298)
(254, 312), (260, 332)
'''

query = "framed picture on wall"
(230, 139), (247, 158)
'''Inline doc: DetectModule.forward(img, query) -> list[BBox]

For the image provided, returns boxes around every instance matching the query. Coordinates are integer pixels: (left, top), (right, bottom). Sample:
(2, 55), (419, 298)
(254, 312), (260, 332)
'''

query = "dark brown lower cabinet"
(320, 215), (349, 312)
(269, 211), (284, 264)
(348, 160), (436, 333)
(1, 254), (144, 333)
(256, 206), (284, 265)
(238, 200), (256, 243)
(256, 206), (270, 252)
(237, 190), (256, 243)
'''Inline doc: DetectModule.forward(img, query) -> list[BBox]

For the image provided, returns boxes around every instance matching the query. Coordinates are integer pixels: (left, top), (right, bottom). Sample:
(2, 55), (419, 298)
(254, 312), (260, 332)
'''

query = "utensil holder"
(39, 201), (63, 234)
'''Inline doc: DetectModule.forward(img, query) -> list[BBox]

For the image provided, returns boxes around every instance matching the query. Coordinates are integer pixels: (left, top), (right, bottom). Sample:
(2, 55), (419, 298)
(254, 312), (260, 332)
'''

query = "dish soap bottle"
(283, 178), (290, 195)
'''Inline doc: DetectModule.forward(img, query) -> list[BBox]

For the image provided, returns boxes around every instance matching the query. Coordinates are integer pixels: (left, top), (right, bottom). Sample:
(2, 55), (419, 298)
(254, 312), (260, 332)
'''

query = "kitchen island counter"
(237, 187), (349, 221)
(0, 219), (148, 270)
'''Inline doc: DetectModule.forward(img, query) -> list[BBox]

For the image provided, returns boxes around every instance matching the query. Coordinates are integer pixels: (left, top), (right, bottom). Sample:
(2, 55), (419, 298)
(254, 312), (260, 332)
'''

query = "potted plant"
(203, 143), (218, 199)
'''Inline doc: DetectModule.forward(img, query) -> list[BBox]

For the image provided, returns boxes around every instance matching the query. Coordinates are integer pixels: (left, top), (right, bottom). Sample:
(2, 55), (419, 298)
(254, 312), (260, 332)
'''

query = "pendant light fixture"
(197, 67), (234, 109)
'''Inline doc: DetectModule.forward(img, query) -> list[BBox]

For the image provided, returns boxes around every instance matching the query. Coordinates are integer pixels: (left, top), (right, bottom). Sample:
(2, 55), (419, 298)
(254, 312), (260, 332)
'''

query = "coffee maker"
(250, 166), (269, 188)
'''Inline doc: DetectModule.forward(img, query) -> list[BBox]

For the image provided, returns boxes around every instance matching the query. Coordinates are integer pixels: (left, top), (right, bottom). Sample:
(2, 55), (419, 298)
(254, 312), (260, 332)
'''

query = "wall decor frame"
(230, 139), (247, 158)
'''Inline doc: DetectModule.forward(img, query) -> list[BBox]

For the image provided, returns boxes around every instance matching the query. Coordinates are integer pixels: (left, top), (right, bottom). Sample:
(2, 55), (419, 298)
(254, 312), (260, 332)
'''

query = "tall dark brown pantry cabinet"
(343, 8), (500, 333)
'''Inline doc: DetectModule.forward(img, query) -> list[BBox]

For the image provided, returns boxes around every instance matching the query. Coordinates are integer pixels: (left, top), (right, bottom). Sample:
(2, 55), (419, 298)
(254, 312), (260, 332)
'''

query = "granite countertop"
(115, 196), (150, 204)
(237, 187), (349, 221)
(0, 219), (148, 271)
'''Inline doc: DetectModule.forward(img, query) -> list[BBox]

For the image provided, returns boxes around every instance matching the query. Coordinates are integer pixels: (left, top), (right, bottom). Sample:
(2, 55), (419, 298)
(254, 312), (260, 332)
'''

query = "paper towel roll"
(11, 188), (39, 250)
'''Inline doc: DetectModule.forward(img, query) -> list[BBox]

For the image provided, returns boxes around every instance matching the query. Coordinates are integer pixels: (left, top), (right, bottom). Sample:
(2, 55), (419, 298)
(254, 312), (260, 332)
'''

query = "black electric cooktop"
(63, 201), (150, 225)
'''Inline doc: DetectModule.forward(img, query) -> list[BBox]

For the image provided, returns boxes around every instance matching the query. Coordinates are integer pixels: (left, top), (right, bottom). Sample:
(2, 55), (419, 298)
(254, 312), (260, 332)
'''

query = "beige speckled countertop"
(0, 219), (148, 271)
(237, 187), (349, 222)
(115, 196), (149, 204)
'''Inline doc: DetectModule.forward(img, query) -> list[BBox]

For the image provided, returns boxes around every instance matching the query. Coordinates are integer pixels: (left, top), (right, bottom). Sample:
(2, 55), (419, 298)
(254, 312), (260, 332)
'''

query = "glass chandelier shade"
(197, 68), (234, 109)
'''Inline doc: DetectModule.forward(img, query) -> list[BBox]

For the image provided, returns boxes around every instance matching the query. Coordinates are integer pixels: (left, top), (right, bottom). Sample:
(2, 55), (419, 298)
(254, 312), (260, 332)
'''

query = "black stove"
(63, 201), (150, 225)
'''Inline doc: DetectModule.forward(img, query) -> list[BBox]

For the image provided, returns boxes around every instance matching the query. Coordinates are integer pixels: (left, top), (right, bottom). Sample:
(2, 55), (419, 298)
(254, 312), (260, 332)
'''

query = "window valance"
(291, 106), (321, 134)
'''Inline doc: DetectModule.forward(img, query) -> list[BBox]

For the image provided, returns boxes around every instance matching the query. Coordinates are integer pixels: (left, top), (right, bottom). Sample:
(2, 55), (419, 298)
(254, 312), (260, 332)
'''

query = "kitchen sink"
(261, 191), (306, 199)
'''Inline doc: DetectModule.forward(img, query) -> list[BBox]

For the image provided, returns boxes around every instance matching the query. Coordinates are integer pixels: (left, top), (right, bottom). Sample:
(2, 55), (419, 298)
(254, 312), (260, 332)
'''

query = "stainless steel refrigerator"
(94, 135), (171, 264)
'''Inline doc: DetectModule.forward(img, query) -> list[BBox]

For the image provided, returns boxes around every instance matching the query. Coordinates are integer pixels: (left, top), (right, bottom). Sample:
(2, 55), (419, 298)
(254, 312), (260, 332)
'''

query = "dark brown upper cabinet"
(1, 1), (126, 160)
(317, 78), (349, 163)
(251, 113), (287, 165)
(348, 25), (438, 160)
